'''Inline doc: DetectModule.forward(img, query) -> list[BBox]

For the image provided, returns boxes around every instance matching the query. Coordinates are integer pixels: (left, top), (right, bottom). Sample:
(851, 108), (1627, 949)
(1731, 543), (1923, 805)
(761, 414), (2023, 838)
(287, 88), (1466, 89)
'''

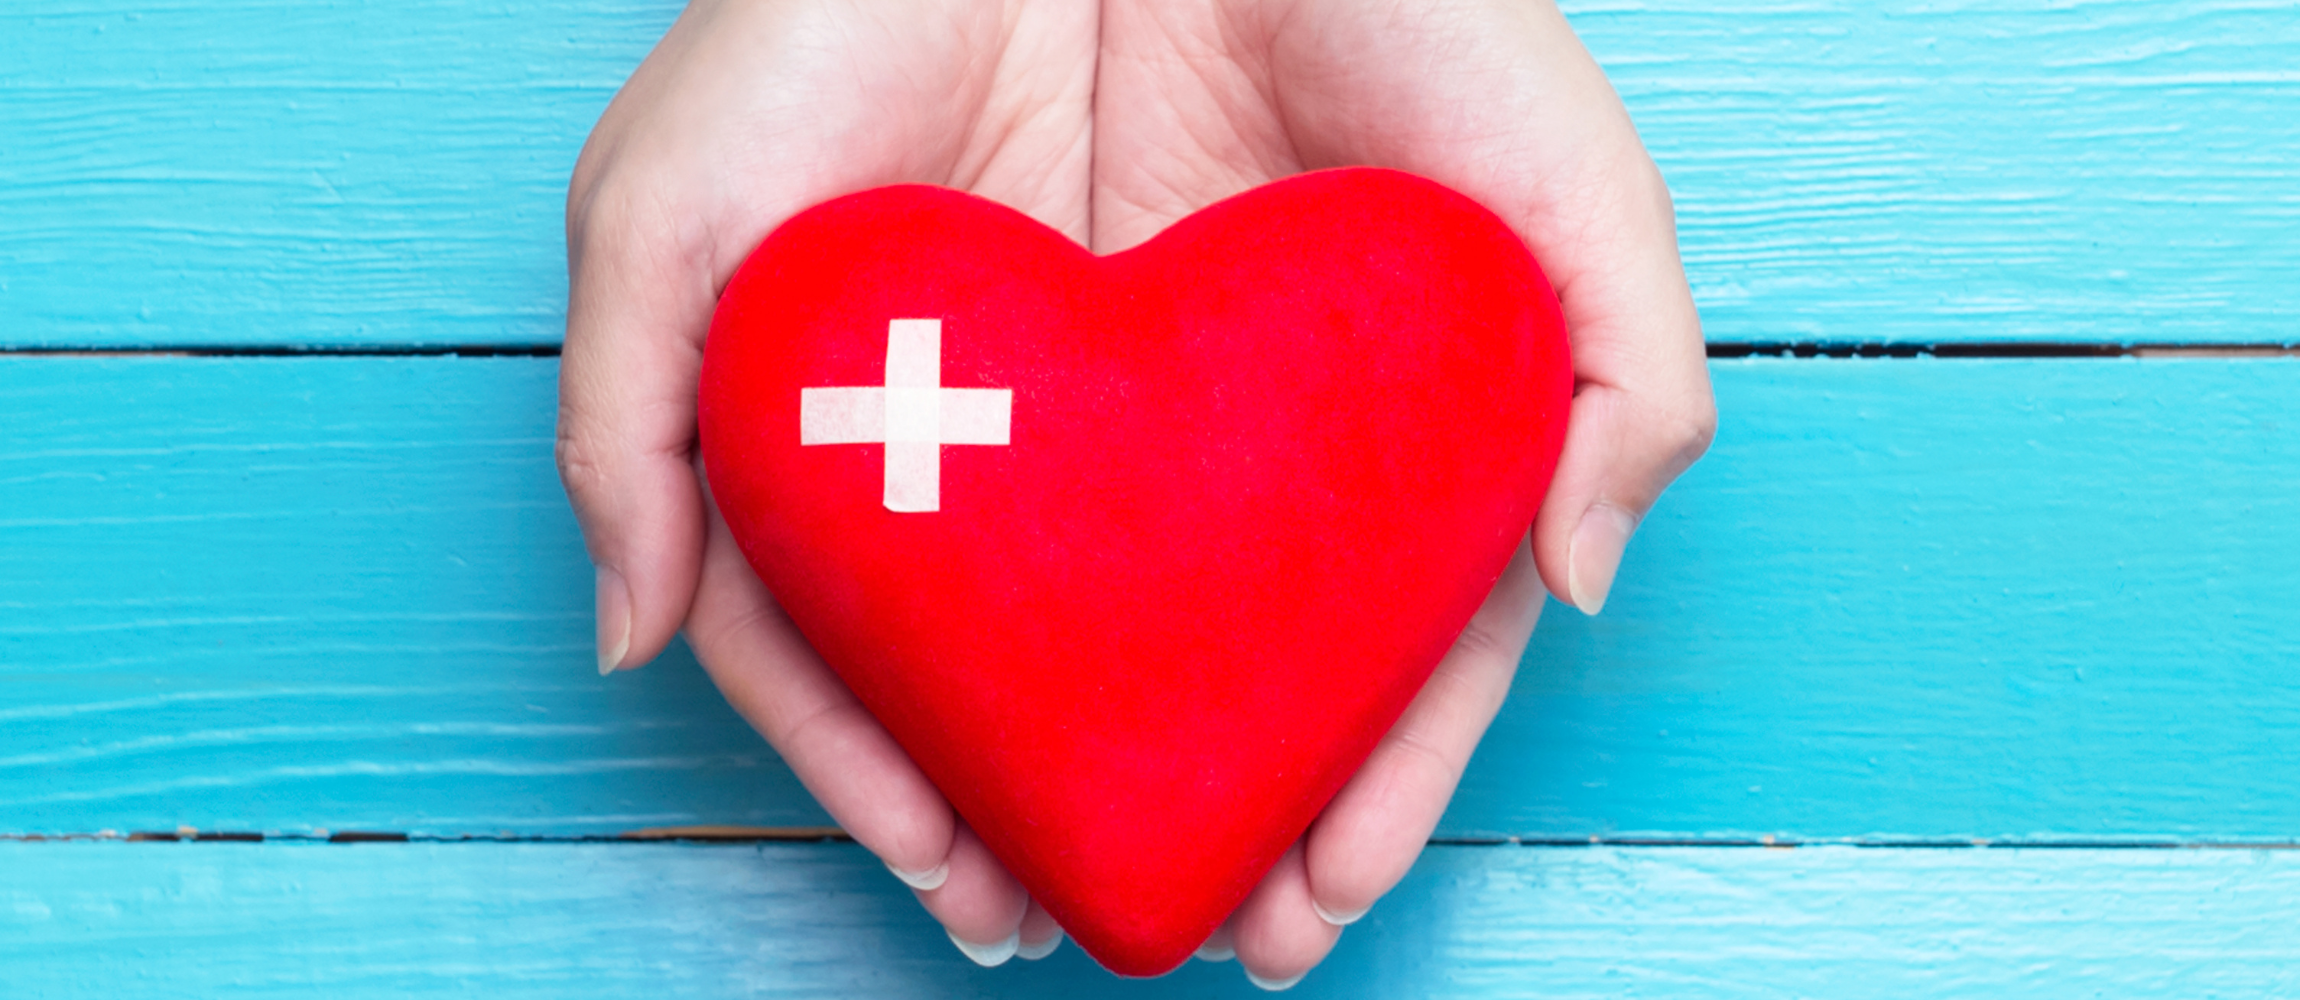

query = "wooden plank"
(1575, 0), (2300, 346)
(3, 0), (2294, 347)
(0, 356), (830, 833)
(0, 0), (675, 349)
(6, 841), (2299, 996)
(1470, 354), (2300, 843)
(4, 355), (2298, 840)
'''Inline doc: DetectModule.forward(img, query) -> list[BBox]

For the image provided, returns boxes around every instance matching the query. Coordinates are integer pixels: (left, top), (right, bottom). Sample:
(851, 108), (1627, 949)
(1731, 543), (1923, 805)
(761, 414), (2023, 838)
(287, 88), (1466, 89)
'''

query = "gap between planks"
(0, 825), (850, 844)
(8, 829), (2300, 850)
(1, 342), (2297, 360)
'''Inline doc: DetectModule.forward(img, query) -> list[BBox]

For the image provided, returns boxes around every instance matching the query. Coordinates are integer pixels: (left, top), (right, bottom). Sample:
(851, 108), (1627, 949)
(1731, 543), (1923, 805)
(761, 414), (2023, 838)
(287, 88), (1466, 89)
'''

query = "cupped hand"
(560, 0), (1092, 962)
(559, 0), (1712, 987)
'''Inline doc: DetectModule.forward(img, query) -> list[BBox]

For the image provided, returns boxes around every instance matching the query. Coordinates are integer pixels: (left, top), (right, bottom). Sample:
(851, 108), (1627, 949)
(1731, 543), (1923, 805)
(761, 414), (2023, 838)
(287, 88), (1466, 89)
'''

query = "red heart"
(698, 168), (1570, 975)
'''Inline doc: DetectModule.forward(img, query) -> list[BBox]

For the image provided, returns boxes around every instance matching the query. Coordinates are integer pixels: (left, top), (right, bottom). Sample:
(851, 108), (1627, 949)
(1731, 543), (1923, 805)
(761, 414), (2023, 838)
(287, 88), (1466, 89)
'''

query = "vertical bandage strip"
(798, 319), (1013, 512)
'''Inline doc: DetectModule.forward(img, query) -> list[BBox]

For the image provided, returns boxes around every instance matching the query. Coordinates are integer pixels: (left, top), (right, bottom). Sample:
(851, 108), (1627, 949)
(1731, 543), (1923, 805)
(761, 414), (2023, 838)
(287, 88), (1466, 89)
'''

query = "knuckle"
(553, 416), (611, 503)
(571, 179), (642, 248)
(1630, 154), (1676, 223)
(1668, 395), (1719, 463)
(1446, 617), (1514, 669)
(1389, 722), (1462, 788)
(689, 601), (789, 681)
(1636, 387), (1718, 477)
(573, 177), (699, 268)
(565, 153), (604, 238)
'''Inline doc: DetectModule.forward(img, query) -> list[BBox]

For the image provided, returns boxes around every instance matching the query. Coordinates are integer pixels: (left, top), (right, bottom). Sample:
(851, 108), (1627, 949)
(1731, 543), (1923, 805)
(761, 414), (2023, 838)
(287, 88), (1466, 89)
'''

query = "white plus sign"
(799, 319), (1013, 512)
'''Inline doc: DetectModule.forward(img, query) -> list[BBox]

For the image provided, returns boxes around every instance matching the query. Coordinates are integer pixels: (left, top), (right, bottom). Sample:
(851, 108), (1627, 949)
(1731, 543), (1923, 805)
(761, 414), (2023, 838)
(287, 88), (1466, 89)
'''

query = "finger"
(685, 501), (957, 883)
(1443, 17), (1714, 615)
(1436, 122), (1713, 615)
(1258, 2), (1715, 614)
(1016, 897), (1065, 960)
(1441, 110), (1713, 615)
(1531, 334), (1713, 617)
(913, 821), (1032, 966)
(1303, 535), (1541, 925)
(691, 500), (1040, 968)
(559, 174), (716, 673)
(1230, 843), (1341, 991)
(1195, 919), (1237, 963)
(1518, 136), (1713, 615)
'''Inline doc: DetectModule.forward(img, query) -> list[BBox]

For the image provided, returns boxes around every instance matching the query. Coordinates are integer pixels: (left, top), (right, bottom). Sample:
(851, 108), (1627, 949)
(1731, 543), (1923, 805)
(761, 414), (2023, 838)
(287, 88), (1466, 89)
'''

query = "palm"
(1093, 1), (1650, 272)
(572, 0), (1093, 281)
(565, 0), (1099, 964)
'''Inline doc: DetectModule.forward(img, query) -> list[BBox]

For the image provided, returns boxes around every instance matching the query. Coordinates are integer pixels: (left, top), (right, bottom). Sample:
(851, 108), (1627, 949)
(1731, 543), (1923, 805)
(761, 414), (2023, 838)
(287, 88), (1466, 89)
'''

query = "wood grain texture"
(1574, 0), (2300, 345)
(1475, 353), (2300, 842)
(3, 0), (2293, 347)
(7, 841), (2300, 997)
(0, 0), (677, 349)
(5, 355), (2297, 840)
(0, 356), (829, 833)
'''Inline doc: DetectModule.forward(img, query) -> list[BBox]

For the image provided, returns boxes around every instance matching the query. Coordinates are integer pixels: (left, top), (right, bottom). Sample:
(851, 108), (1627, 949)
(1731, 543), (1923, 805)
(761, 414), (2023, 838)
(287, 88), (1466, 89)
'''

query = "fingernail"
(887, 860), (948, 891)
(1566, 503), (1638, 616)
(948, 928), (1020, 967)
(1246, 969), (1305, 991)
(595, 565), (631, 675)
(1195, 926), (1235, 962)
(1310, 898), (1367, 927)
(1016, 928), (1064, 961)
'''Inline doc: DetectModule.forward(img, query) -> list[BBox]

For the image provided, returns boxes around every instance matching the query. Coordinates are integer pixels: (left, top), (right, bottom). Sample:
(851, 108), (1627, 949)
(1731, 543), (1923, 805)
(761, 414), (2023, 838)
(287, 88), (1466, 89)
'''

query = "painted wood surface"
(4, 0), (2295, 348)
(7, 1), (2298, 992)
(6, 355), (2296, 841)
(0, 0), (673, 350)
(1578, 0), (2300, 346)
(9, 841), (2300, 997)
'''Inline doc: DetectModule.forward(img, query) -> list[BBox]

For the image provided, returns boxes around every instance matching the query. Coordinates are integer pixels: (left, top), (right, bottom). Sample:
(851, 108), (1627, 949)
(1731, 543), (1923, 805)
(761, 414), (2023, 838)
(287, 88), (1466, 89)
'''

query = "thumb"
(1254, 0), (1716, 614)
(1532, 340), (1714, 616)
(557, 186), (714, 673)
(1527, 159), (1715, 615)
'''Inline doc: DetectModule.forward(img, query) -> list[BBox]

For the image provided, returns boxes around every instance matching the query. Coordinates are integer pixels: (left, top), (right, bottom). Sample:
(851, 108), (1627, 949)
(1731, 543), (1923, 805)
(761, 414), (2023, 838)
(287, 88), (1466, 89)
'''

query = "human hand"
(558, 0), (1713, 987)
(1088, 1), (1714, 983)
(558, 0), (1092, 964)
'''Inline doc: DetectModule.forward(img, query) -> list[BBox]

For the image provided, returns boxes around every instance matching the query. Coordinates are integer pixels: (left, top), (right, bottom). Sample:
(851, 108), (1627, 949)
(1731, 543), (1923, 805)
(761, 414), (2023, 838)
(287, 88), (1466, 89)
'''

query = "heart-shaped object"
(699, 167), (1570, 975)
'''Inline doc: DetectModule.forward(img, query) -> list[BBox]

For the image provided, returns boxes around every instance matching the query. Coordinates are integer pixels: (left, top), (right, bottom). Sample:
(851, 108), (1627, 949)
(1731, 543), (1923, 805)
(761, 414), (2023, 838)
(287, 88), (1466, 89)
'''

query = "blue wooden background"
(4, 0), (2298, 996)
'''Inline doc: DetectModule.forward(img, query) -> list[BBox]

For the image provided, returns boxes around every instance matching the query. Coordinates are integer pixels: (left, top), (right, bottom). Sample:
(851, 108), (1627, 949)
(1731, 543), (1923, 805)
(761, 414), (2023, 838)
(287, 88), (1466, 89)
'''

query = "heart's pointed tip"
(1061, 922), (1212, 979)
(1079, 946), (1193, 980)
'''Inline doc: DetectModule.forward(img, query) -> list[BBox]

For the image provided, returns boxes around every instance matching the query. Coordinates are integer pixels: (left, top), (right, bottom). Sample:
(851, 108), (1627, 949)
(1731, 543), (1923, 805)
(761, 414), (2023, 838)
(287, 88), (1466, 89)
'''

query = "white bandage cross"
(799, 319), (1013, 512)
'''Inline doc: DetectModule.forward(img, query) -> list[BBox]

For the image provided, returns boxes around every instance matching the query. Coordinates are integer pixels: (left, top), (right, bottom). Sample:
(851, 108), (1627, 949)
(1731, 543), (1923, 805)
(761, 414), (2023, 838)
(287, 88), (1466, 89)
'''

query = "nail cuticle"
(947, 929), (1020, 967)
(1246, 969), (1305, 991)
(1310, 898), (1367, 927)
(887, 860), (949, 891)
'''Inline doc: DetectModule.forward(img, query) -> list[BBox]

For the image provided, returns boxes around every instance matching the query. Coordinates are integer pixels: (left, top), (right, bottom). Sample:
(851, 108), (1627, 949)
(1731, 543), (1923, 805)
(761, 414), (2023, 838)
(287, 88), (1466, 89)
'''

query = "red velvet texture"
(698, 168), (1572, 975)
